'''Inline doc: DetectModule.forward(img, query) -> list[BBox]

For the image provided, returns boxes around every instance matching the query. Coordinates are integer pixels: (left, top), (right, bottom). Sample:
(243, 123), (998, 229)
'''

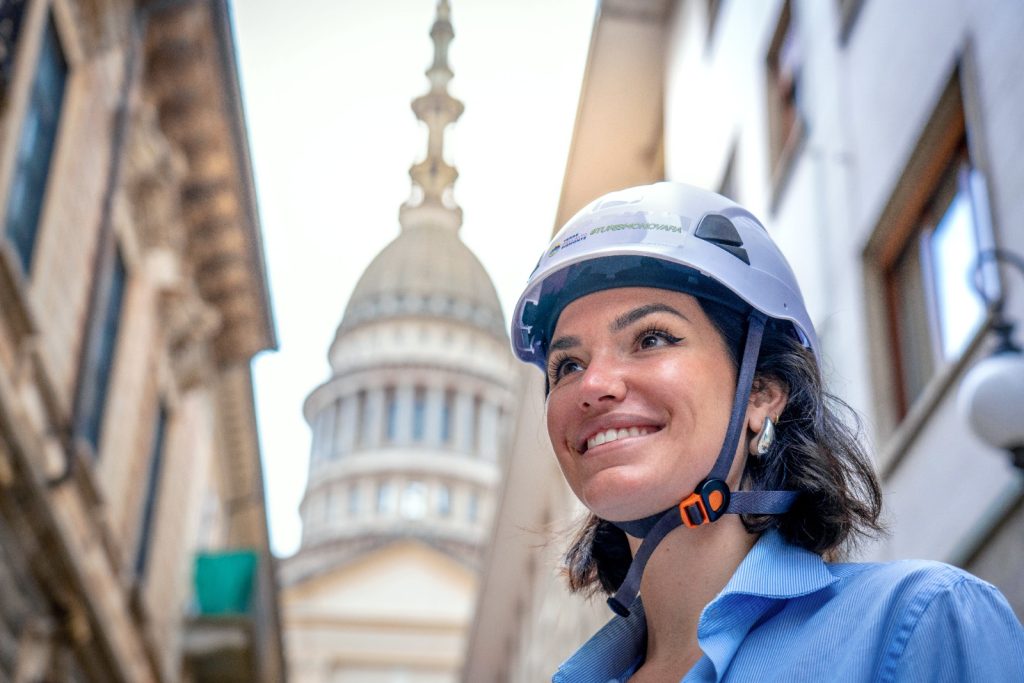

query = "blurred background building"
(279, 3), (517, 681)
(466, 0), (1024, 679)
(0, 0), (284, 681)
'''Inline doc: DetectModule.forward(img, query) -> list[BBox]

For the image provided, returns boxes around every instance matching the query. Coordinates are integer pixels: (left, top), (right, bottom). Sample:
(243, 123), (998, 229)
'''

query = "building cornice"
(143, 0), (276, 365)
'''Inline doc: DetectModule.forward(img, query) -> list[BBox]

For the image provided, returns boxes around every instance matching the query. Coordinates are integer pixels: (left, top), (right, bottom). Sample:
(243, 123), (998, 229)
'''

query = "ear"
(746, 376), (789, 432)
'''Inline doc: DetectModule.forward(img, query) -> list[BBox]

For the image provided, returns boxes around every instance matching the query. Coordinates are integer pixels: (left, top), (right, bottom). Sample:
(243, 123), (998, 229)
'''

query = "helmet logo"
(547, 231), (587, 258)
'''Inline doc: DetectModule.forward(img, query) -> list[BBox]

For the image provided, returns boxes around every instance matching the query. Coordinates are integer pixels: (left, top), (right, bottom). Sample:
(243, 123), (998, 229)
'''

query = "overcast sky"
(232, 0), (596, 556)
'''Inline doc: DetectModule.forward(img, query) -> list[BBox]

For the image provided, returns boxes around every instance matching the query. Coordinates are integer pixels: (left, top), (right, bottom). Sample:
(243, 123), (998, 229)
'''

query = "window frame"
(881, 148), (996, 417)
(863, 58), (1000, 472)
(765, 0), (806, 208)
(133, 401), (167, 580)
(0, 3), (68, 278)
(72, 239), (127, 456)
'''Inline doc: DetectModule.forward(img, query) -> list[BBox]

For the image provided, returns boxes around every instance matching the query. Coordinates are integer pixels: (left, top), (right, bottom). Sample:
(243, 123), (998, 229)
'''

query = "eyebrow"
(548, 335), (581, 352)
(612, 303), (689, 331)
(547, 303), (689, 353)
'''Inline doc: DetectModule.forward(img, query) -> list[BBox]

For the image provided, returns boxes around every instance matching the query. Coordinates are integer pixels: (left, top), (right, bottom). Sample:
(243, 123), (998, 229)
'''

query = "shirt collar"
(697, 530), (838, 678)
(715, 527), (838, 601)
(554, 530), (838, 682)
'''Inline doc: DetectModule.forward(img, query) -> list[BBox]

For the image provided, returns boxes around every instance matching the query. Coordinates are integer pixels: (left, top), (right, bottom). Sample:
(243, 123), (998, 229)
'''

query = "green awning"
(194, 550), (258, 615)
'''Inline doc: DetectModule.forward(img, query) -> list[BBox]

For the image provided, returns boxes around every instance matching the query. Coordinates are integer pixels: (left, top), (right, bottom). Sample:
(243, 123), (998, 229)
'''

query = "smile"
(585, 426), (655, 453)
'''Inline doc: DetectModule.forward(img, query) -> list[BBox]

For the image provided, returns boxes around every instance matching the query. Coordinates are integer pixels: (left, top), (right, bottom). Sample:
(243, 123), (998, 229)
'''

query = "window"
(0, 0), (30, 96)
(412, 386), (426, 441)
(471, 395), (483, 455)
(353, 389), (366, 449)
(399, 481), (427, 520)
(870, 67), (996, 420)
(884, 152), (994, 415)
(134, 403), (167, 579)
(467, 491), (479, 523)
(4, 16), (66, 274)
(441, 389), (455, 443)
(765, 0), (804, 195)
(384, 386), (398, 443)
(74, 244), (127, 454)
(376, 481), (393, 515)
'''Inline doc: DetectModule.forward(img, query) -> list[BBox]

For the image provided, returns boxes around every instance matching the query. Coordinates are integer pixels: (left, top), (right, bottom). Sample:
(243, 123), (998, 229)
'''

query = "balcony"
(183, 549), (285, 682)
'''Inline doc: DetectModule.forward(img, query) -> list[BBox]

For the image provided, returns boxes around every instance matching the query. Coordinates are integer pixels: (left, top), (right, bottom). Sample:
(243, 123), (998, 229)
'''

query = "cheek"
(544, 394), (571, 454)
(544, 394), (590, 492)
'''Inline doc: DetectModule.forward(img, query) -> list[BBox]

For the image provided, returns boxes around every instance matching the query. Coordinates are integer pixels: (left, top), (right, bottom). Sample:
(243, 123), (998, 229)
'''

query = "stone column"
(318, 402), (337, 461)
(425, 385), (445, 446)
(365, 386), (385, 448)
(396, 384), (415, 445)
(453, 391), (474, 454)
(337, 393), (357, 456)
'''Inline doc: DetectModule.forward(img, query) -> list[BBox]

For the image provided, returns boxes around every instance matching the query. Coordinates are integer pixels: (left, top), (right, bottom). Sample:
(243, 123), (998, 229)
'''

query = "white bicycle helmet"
(511, 182), (819, 617)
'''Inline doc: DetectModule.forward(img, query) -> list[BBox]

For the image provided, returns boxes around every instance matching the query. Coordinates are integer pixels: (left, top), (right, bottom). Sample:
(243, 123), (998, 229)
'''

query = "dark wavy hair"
(561, 298), (885, 597)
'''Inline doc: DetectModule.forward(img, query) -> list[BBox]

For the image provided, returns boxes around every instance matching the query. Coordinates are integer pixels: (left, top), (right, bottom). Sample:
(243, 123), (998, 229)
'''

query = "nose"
(578, 355), (626, 409)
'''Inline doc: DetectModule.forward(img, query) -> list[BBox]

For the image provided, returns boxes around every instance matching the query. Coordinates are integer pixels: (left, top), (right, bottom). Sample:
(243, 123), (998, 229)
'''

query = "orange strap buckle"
(678, 479), (730, 528)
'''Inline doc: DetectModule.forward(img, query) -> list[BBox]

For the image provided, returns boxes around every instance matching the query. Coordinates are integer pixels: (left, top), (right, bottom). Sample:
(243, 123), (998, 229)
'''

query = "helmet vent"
(695, 214), (749, 264)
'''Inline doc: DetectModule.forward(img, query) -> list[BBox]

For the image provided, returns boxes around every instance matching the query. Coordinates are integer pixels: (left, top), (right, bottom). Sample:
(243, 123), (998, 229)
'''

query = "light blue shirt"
(553, 530), (1024, 682)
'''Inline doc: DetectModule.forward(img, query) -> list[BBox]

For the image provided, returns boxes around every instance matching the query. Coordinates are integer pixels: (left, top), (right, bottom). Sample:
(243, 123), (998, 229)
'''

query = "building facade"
(466, 0), (1024, 679)
(0, 0), (284, 681)
(280, 3), (517, 681)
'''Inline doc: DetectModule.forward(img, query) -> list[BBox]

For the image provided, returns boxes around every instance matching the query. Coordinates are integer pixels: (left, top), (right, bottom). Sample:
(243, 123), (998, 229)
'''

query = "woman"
(510, 182), (1024, 681)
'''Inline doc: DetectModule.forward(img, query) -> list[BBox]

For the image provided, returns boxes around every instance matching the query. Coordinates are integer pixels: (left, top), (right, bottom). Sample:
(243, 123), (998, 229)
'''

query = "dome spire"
(400, 0), (465, 232)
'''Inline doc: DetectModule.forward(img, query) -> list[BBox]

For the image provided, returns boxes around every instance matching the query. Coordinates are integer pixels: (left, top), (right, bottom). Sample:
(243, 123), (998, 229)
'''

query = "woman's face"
(545, 287), (746, 522)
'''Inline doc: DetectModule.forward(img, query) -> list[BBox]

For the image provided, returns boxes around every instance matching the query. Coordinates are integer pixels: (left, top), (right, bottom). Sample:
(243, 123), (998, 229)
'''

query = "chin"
(579, 477), (682, 522)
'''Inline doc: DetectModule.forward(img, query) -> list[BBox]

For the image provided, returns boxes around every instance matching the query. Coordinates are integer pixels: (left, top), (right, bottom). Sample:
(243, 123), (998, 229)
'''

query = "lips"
(577, 418), (662, 454)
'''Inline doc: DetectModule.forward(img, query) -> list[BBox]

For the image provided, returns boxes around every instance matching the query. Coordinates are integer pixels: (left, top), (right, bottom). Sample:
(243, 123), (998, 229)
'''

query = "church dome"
(337, 222), (506, 341)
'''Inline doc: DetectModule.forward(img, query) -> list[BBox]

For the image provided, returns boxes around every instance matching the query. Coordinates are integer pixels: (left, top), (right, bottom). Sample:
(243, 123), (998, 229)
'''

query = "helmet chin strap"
(606, 312), (798, 618)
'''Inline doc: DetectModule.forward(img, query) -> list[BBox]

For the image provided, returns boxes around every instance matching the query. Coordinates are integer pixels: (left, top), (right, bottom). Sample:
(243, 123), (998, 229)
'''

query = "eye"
(548, 354), (584, 385)
(636, 327), (682, 350)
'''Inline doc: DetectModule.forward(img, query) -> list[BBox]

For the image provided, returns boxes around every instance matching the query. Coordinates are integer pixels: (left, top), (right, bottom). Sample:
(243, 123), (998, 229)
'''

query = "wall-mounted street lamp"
(957, 249), (1024, 470)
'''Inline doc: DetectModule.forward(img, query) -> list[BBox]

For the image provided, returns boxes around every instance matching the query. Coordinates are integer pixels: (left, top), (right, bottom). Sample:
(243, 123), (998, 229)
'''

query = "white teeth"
(586, 427), (652, 451)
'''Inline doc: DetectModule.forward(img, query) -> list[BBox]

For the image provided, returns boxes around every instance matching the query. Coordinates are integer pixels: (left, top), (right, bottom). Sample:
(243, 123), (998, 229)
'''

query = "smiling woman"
(545, 288), (745, 524)
(510, 182), (1024, 682)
